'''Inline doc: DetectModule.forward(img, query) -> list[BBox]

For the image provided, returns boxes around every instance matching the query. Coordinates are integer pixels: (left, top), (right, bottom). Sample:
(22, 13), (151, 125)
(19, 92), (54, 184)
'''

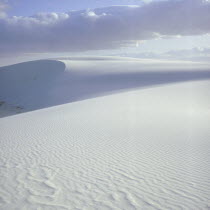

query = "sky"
(0, 0), (210, 63)
(4, 0), (149, 16)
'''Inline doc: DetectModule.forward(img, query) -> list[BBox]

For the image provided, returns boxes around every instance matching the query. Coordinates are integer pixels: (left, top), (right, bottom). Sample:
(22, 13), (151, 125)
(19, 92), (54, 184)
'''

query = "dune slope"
(0, 60), (65, 115)
(0, 57), (210, 117)
(0, 57), (210, 209)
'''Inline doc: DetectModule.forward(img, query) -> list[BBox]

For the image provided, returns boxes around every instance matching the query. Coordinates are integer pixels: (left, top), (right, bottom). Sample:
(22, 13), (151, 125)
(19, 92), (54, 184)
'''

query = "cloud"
(162, 47), (210, 61)
(126, 47), (210, 62)
(0, 0), (8, 18)
(0, 0), (210, 54)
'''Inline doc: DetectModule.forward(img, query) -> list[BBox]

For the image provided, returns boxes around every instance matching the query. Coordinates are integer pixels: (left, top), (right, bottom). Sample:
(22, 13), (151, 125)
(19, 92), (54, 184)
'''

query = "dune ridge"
(0, 57), (210, 209)
(0, 78), (210, 209)
(0, 57), (210, 117)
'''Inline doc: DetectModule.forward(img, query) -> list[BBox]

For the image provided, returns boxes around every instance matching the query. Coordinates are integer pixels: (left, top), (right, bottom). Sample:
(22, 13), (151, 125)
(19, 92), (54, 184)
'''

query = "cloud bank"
(0, 0), (8, 18)
(0, 0), (210, 54)
(123, 47), (210, 62)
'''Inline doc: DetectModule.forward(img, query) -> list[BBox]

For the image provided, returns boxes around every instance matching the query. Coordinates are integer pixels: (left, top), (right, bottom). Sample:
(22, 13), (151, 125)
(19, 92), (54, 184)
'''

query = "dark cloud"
(0, 0), (210, 54)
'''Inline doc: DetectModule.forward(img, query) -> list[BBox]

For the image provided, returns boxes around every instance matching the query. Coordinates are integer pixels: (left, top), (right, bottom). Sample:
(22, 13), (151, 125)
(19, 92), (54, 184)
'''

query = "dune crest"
(0, 57), (210, 118)
(0, 77), (210, 209)
(0, 57), (210, 209)
(0, 60), (66, 117)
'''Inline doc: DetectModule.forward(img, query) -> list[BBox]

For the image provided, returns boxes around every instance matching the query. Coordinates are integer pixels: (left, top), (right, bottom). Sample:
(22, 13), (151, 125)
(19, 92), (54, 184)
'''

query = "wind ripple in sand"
(1, 79), (210, 209)
(0, 58), (210, 209)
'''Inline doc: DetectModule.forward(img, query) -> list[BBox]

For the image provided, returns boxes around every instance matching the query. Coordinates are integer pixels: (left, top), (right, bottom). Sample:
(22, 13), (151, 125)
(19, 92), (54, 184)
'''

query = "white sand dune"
(0, 57), (210, 209)
(0, 57), (210, 117)
(0, 60), (66, 115)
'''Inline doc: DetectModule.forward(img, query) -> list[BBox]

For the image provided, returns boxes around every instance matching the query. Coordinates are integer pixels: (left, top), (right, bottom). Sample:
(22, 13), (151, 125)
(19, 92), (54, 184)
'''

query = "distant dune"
(0, 57), (210, 209)
(0, 57), (210, 117)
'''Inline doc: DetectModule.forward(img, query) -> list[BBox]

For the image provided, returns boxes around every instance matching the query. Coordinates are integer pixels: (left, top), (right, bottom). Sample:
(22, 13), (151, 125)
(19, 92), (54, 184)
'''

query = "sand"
(0, 57), (210, 209)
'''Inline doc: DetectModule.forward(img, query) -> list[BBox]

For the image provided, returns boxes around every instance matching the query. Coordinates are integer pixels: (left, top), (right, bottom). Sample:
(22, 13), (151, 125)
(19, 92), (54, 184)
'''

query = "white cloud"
(163, 47), (210, 61)
(0, 0), (8, 18)
(0, 0), (210, 54)
(127, 47), (210, 62)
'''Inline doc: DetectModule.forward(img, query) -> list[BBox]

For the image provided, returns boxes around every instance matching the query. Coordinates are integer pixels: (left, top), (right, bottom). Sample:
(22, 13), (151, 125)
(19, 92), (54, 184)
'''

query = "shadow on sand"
(0, 60), (210, 117)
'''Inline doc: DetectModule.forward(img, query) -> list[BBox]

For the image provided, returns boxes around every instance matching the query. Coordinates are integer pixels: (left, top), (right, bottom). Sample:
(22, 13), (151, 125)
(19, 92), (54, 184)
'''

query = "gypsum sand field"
(0, 57), (210, 209)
